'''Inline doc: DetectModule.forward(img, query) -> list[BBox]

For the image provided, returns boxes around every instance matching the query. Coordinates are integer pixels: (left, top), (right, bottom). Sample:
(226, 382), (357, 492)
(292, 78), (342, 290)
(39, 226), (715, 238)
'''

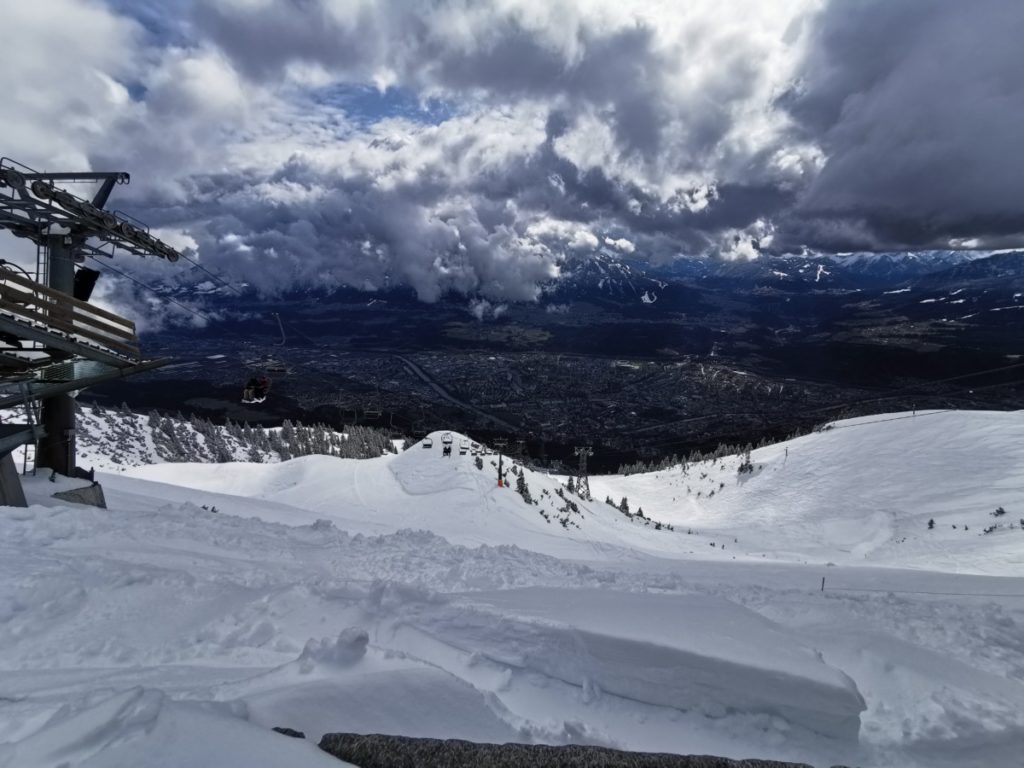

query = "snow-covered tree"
(516, 471), (533, 505)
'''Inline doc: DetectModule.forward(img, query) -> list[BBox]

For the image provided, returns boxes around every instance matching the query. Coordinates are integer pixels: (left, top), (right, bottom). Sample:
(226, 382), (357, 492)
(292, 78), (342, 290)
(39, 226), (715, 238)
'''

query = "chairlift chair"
(422, 437), (434, 449)
(241, 373), (271, 404)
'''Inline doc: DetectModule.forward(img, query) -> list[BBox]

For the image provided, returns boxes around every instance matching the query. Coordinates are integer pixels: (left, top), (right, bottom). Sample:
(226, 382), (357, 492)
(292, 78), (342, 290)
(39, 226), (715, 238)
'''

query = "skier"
(242, 377), (258, 403)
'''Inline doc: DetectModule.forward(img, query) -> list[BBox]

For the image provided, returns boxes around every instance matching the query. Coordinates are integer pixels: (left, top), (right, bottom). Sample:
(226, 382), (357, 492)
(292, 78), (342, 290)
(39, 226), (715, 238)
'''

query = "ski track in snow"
(2, 411), (1024, 767)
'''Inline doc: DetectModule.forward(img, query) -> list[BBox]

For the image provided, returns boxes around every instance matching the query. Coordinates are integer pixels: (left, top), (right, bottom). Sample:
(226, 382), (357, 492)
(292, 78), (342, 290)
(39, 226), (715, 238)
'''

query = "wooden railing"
(0, 267), (140, 362)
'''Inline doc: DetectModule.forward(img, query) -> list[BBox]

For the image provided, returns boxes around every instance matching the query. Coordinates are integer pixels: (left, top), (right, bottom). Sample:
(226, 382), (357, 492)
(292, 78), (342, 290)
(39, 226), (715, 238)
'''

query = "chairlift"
(422, 437), (434, 449)
(441, 432), (454, 446)
(241, 373), (271, 404)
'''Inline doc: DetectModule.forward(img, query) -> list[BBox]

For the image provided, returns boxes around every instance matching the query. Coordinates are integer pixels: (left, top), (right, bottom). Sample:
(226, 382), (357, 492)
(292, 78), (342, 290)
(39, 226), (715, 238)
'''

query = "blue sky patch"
(315, 84), (456, 127)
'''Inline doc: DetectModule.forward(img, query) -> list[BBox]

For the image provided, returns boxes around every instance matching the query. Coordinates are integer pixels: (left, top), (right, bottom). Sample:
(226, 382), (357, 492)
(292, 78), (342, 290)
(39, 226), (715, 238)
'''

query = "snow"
(394, 588), (865, 740)
(2, 412), (1024, 767)
(0, 688), (350, 768)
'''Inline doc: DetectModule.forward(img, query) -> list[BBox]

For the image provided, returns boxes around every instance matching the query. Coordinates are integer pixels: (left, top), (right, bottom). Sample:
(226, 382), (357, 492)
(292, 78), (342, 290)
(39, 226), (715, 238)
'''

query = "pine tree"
(619, 497), (630, 515)
(515, 471), (533, 504)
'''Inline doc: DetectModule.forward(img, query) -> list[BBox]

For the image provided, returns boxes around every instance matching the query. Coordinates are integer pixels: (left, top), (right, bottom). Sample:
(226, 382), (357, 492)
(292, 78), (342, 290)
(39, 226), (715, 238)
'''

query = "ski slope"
(121, 439), (685, 560)
(2, 411), (1023, 767)
(591, 409), (1024, 575)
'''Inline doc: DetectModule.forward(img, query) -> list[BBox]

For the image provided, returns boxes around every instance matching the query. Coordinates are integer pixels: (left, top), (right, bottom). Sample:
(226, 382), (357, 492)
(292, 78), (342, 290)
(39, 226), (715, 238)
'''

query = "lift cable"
(86, 255), (213, 324)
(176, 252), (246, 297)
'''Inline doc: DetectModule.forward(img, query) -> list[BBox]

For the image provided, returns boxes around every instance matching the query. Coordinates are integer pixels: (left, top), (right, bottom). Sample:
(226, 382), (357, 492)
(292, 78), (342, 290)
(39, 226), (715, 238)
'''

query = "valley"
(92, 250), (1024, 472)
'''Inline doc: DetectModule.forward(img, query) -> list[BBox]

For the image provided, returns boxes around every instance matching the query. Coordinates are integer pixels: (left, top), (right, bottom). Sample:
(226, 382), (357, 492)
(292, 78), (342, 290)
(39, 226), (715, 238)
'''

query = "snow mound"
(299, 627), (369, 671)
(383, 587), (866, 741)
(122, 431), (681, 560)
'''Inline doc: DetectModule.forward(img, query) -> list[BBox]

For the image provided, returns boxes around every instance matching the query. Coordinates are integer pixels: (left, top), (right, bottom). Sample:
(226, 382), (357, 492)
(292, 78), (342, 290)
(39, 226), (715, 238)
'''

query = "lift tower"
(574, 446), (594, 500)
(0, 157), (181, 483)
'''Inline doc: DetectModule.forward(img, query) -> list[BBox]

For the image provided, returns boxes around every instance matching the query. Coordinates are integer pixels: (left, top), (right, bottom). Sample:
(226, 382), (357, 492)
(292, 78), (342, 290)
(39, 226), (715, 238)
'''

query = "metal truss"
(0, 157), (181, 262)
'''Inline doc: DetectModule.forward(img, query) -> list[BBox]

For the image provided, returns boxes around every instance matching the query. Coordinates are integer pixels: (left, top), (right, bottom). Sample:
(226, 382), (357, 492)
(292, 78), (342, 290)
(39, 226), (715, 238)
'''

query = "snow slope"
(122, 438), (684, 560)
(2, 412), (1024, 767)
(591, 410), (1024, 575)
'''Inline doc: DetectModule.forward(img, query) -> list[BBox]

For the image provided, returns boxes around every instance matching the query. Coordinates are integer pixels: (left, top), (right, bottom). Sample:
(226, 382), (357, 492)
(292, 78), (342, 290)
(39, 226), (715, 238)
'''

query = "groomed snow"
(2, 411), (1023, 767)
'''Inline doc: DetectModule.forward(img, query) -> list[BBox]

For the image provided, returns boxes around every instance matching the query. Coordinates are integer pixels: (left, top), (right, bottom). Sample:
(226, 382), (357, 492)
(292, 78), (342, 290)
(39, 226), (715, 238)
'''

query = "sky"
(2, 0), (1023, 306)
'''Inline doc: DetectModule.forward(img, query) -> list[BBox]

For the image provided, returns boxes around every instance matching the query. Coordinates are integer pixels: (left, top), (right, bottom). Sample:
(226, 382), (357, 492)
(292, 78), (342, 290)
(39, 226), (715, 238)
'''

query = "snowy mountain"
(2, 410), (1024, 767)
(544, 250), (985, 306)
(821, 250), (983, 282)
(542, 251), (670, 305)
(69, 403), (398, 470)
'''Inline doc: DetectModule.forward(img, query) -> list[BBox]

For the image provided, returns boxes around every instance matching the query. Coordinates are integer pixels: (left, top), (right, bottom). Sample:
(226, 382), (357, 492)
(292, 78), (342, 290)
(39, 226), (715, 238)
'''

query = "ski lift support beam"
(0, 157), (182, 481)
(0, 160), (181, 263)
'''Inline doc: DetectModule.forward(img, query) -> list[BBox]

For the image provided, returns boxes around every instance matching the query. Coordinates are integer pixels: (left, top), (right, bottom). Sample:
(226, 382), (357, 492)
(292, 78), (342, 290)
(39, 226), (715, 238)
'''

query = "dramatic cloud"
(776, 0), (1024, 252)
(1, 0), (1021, 313)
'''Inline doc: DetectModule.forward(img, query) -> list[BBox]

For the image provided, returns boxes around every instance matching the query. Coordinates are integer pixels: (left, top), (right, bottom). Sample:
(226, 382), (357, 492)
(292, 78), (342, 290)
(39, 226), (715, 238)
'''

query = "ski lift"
(241, 373), (271, 404)
(459, 439), (469, 455)
(441, 432), (454, 446)
(363, 385), (383, 420)
(422, 437), (434, 449)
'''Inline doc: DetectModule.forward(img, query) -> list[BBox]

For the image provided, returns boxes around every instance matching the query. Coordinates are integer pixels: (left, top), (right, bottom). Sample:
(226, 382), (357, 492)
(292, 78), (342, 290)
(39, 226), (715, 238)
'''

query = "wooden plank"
(0, 283), (135, 340)
(0, 286), (136, 341)
(0, 300), (140, 359)
(0, 269), (137, 330)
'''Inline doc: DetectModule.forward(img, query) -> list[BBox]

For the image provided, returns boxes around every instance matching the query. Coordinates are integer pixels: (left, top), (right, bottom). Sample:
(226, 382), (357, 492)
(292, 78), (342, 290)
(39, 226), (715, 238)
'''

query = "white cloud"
(468, 297), (508, 321)
(0, 0), (142, 169)
(604, 237), (636, 254)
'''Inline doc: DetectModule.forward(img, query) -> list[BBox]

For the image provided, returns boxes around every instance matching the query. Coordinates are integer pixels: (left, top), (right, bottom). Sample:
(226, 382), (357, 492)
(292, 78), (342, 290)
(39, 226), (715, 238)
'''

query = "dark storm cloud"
(193, 0), (678, 159)
(777, 0), (1024, 252)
